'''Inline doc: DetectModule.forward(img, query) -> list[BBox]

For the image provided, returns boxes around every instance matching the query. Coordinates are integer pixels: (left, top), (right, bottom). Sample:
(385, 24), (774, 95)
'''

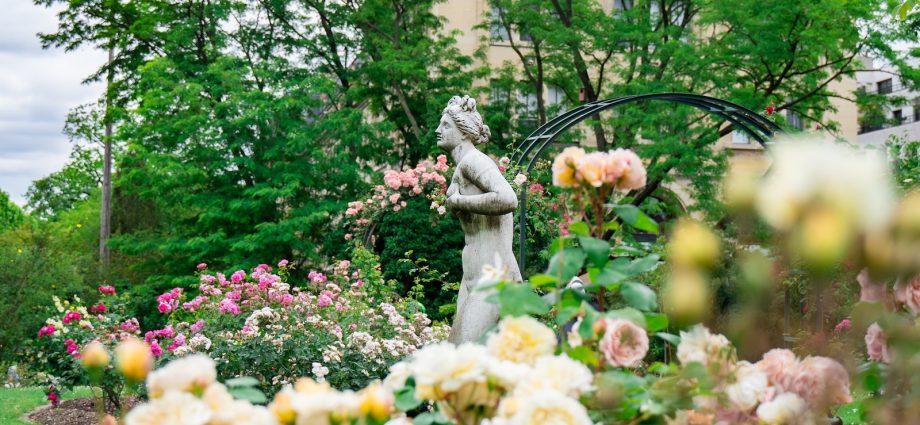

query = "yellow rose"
(792, 206), (853, 272)
(81, 341), (110, 369)
(668, 219), (721, 270)
(552, 147), (585, 188)
(358, 383), (392, 421)
(663, 270), (711, 323)
(268, 389), (296, 425)
(115, 338), (153, 382)
(486, 316), (556, 365)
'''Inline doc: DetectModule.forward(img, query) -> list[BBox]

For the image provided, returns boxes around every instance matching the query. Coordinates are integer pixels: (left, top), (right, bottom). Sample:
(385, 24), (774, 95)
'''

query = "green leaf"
(657, 332), (681, 346)
(605, 307), (646, 328)
(590, 265), (627, 289)
(567, 345), (598, 367)
(620, 255), (661, 277)
(225, 377), (260, 387)
(395, 386), (423, 411)
(568, 221), (590, 236)
(547, 248), (586, 283)
(578, 235), (611, 267)
(229, 386), (267, 404)
(612, 204), (659, 234)
(498, 284), (550, 317)
(644, 313), (668, 332)
(528, 274), (558, 288)
(620, 282), (658, 311)
(900, 1), (913, 20)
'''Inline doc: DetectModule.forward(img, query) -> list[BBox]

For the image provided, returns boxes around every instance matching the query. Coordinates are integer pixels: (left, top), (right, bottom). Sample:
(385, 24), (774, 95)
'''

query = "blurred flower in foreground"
(115, 337), (154, 382)
(81, 341), (110, 370)
(723, 156), (768, 211)
(668, 219), (721, 270)
(755, 137), (895, 271)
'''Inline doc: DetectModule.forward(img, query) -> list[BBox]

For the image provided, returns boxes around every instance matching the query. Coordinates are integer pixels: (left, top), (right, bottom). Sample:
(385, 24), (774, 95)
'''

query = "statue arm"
(447, 157), (518, 215)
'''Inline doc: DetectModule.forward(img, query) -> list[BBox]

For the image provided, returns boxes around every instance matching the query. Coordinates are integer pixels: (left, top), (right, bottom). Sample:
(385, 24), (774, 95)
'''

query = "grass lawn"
(0, 386), (93, 425)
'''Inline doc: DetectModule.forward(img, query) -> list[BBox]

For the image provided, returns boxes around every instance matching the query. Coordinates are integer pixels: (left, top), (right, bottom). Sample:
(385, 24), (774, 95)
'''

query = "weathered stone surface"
(436, 95), (521, 344)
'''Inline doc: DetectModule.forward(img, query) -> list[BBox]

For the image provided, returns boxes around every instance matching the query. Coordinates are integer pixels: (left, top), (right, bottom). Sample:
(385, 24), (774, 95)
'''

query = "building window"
(547, 86), (565, 106)
(787, 110), (804, 130)
(490, 80), (511, 104)
(489, 8), (510, 42)
(893, 109), (903, 124)
(877, 79), (893, 94)
(914, 102), (920, 122)
(731, 129), (751, 145)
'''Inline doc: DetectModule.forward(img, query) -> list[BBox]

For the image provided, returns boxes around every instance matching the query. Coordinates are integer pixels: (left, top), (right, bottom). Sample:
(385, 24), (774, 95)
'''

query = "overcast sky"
(0, 1), (106, 206)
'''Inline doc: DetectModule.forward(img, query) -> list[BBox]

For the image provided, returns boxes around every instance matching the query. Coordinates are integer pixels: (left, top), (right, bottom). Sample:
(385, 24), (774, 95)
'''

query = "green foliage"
(484, 0), (919, 219)
(375, 196), (465, 320)
(0, 197), (100, 362)
(0, 190), (24, 231)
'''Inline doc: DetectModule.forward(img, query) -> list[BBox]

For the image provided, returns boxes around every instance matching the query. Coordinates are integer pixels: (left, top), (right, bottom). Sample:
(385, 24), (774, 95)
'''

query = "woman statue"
(436, 95), (522, 344)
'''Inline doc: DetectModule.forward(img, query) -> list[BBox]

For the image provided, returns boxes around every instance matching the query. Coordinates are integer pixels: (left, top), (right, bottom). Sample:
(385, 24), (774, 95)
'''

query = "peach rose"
(611, 149), (647, 191)
(552, 147), (586, 188)
(598, 319), (649, 368)
(894, 274), (920, 314)
(576, 152), (607, 187)
(788, 356), (852, 408)
(865, 322), (892, 363)
(857, 268), (888, 304)
(755, 348), (799, 391)
(603, 150), (628, 185)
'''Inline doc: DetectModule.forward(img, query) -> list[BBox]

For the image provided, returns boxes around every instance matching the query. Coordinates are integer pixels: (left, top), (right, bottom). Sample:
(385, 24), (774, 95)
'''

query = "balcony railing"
(859, 114), (919, 134)
(862, 82), (912, 95)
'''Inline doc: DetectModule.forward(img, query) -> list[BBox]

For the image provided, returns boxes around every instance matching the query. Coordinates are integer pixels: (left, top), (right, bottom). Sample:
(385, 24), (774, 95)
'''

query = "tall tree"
(484, 0), (919, 216)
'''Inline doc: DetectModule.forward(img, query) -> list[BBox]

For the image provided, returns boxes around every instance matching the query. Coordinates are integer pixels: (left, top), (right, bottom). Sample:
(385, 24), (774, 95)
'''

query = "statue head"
(436, 95), (491, 151)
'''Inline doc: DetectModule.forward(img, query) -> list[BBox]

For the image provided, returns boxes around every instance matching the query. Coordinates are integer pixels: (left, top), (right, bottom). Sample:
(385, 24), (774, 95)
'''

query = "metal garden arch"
(512, 92), (783, 272)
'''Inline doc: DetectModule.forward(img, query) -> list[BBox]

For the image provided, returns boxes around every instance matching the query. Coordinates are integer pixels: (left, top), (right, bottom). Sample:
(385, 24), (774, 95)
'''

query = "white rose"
(125, 391), (212, 425)
(504, 390), (592, 425)
(756, 392), (813, 425)
(517, 355), (593, 398)
(146, 355), (217, 398)
(725, 361), (768, 411)
(676, 325), (733, 367)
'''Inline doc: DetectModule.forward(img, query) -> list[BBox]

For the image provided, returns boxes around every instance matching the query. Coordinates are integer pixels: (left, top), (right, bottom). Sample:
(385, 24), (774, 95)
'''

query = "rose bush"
(28, 285), (141, 408)
(145, 257), (449, 394)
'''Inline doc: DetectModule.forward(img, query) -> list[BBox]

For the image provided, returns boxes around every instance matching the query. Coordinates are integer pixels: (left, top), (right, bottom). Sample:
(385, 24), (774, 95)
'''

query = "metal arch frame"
(512, 93), (783, 272)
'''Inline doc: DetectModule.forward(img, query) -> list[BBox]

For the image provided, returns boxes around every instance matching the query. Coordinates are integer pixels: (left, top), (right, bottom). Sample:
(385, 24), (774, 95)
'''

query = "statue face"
(436, 113), (465, 151)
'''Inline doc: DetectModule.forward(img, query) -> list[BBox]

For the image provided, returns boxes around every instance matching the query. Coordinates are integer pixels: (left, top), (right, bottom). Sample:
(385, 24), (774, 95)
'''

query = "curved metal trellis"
(512, 92), (783, 272)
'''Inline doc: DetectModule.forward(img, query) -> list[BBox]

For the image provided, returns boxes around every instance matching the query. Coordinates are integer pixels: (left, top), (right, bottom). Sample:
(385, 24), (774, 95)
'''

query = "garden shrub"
(27, 286), (138, 408)
(143, 259), (448, 395)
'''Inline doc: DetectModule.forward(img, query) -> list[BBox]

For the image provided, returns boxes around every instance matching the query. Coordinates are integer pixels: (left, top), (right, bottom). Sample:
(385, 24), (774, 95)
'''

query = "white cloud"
(0, 1), (106, 206)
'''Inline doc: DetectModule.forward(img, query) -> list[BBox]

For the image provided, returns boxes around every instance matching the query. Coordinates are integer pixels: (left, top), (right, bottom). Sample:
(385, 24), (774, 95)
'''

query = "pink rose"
(598, 319), (649, 368)
(894, 274), (920, 314)
(865, 322), (892, 363)
(608, 149), (647, 190)
(788, 356), (852, 408)
(756, 348), (799, 390)
(197, 263), (207, 270)
(858, 269), (888, 304)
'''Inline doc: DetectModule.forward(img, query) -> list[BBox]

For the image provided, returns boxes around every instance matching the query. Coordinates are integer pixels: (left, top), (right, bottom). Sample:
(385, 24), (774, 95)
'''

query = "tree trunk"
(99, 48), (114, 272)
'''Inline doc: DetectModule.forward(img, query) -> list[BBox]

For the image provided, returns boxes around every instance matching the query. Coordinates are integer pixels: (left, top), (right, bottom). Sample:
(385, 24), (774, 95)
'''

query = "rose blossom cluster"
(146, 260), (448, 391)
(125, 354), (401, 425)
(551, 146), (647, 191)
(666, 325), (851, 424)
(386, 316), (595, 425)
(344, 157), (451, 241)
